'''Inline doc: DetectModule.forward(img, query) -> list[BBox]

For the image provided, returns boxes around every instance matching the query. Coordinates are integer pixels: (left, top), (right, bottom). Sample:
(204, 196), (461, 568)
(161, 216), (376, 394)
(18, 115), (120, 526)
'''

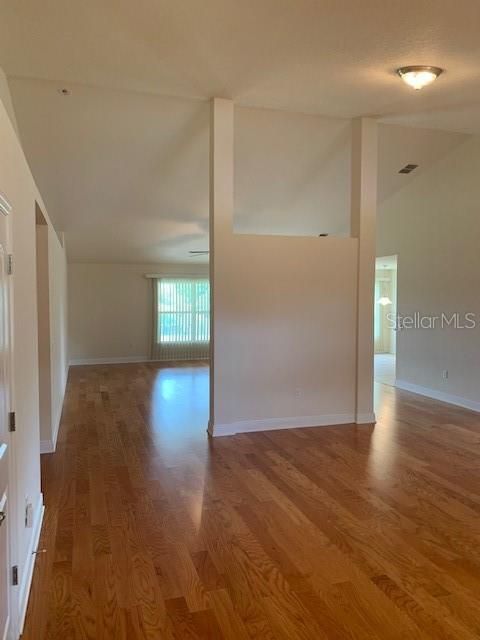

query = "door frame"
(374, 254), (398, 385)
(0, 192), (17, 640)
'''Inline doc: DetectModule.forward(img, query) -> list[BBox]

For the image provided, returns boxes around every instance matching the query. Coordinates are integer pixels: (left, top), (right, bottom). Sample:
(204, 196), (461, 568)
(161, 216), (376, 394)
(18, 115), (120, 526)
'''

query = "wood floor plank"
(21, 362), (480, 639)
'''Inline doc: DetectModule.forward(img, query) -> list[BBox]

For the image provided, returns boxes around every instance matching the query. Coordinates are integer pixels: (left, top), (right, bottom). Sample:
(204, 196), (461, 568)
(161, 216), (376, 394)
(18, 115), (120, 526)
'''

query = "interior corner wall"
(35, 223), (52, 448)
(36, 220), (67, 454)
(46, 227), (68, 452)
(0, 67), (68, 633)
(377, 135), (480, 410)
(68, 262), (209, 365)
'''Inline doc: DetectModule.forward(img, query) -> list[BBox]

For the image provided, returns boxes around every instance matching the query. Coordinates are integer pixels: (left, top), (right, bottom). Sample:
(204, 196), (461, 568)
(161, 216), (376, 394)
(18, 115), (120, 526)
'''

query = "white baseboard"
(395, 379), (480, 414)
(69, 355), (150, 366)
(39, 439), (54, 454)
(356, 412), (376, 424)
(17, 497), (44, 636)
(210, 413), (357, 437)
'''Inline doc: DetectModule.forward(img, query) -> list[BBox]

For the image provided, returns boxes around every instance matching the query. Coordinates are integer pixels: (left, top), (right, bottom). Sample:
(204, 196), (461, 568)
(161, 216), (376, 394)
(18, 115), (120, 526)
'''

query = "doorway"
(374, 255), (397, 386)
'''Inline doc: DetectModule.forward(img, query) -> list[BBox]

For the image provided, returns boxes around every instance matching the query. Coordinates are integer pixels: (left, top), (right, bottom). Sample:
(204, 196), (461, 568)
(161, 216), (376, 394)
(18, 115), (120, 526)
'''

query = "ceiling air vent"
(398, 163), (418, 174)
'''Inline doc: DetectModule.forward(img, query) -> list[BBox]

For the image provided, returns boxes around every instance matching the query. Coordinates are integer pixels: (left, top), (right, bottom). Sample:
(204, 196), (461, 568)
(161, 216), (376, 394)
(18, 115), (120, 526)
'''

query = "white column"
(208, 98), (234, 436)
(351, 117), (378, 424)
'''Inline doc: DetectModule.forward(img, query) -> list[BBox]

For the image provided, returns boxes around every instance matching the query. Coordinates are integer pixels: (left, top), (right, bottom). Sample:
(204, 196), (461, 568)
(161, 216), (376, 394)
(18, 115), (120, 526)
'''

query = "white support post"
(351, 117), (378, 424)
(208, 98), (234, 436)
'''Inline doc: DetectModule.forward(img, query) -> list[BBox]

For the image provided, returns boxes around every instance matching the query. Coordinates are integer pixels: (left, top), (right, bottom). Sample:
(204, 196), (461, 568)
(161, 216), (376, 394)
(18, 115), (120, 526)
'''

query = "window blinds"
(152, 278), (210, 361)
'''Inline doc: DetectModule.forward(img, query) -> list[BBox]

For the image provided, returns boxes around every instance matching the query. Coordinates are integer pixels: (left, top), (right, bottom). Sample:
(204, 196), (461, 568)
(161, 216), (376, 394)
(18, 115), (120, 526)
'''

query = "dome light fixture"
(397, 65), (443, 90)
(377, 297), (393, 306)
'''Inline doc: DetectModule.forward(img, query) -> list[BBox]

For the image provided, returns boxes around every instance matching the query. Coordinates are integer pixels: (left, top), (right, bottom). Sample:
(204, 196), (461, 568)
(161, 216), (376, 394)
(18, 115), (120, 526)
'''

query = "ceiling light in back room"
(397, 66), (443, 90)
(377, 297), (393, 306)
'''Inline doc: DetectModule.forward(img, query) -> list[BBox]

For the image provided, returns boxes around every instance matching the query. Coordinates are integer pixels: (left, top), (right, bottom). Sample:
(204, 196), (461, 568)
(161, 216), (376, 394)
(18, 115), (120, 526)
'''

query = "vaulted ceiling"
(1, 1), (478, 261)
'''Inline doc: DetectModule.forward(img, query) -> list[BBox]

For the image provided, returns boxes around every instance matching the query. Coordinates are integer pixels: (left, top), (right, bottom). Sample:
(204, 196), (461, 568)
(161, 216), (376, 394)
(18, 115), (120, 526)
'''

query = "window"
(152, 278), (210, 361)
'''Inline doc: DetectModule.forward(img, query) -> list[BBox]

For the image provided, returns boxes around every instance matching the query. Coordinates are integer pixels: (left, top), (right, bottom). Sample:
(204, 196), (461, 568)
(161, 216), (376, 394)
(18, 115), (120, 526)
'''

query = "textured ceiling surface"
(1, 1), (477, 261)
(2, 0), (480, 124)
(7, 79), (469, 263)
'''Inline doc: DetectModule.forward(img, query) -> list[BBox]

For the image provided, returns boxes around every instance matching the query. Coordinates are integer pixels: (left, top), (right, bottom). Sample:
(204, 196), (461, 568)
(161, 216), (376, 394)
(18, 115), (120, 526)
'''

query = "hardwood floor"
(23, 362), (480, 639)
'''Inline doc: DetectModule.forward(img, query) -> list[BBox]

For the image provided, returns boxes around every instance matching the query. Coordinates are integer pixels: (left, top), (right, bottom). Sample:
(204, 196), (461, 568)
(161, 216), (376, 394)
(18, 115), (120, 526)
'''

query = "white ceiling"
(1, 1), (478, 261)
(8, 77), (468, 262)
(9, 80), (211, 263)
(2, 0), (480, 127)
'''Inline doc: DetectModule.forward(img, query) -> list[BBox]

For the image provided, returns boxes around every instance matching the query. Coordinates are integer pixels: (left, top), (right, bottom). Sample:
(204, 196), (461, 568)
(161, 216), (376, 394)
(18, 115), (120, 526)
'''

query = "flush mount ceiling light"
(397, 65), (443, 90)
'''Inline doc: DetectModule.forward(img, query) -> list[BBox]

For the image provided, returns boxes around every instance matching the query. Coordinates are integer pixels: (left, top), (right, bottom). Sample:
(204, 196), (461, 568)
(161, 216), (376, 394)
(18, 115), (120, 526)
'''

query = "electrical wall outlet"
(442, 370), (449, 380)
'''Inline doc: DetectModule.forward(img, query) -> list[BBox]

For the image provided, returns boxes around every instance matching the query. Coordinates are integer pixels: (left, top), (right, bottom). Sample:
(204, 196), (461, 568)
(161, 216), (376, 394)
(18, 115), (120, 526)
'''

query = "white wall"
(213, 235), (358, 432)
(0, 67), (68, 634)
(68, 262), (208, 364)
(378, 135), (480, 410)
(209, 100), (374, 435)
(234, 106), (351, 236)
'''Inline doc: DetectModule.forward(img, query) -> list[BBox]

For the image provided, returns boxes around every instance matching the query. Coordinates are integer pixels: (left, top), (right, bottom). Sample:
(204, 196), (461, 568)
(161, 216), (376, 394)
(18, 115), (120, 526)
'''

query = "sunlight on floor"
(374, 353), (396, 386)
